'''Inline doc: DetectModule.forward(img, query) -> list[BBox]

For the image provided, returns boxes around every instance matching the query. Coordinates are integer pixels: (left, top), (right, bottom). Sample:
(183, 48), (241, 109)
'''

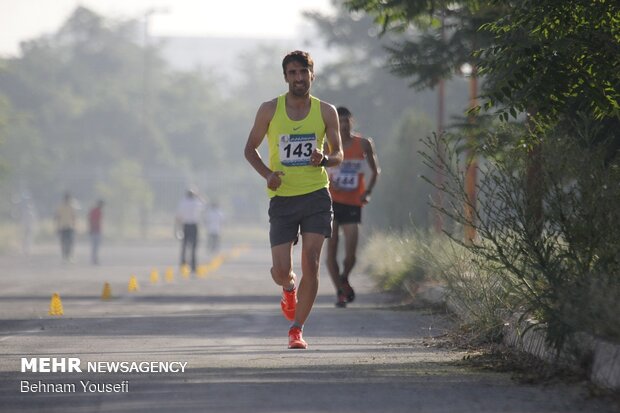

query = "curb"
(414, 282), (620, 391)
(591, 339), (620, 390)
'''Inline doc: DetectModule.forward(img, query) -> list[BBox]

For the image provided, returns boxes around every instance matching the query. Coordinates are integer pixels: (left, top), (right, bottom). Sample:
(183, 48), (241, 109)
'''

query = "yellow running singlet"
(266, 94), (329, 197)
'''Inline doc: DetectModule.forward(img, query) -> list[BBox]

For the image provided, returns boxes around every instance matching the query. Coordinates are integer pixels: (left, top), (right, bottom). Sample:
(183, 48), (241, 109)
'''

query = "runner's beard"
(290, 82), (309, 97)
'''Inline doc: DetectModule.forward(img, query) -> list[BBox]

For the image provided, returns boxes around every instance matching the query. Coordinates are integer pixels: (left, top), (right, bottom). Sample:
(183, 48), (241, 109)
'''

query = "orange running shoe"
(288, 326), (308, 349)
(280, 287), (297, 321)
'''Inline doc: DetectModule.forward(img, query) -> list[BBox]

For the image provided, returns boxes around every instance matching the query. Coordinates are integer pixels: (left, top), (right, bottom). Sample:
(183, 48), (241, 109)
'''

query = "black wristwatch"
(319, 155), (329, 167)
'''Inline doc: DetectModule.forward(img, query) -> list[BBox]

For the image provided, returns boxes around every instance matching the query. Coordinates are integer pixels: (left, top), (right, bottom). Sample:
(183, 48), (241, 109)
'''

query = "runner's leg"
(190, 225), (198, 272)
(325, 221), (342, 292)
(295, 232), (325, 325)
(271, 242), (295, 288)
(341, 223), (359, 279)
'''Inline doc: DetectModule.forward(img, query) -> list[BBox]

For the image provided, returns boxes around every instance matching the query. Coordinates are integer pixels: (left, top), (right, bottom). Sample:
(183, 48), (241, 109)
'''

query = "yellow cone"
(101, 282), (112, 300)
(165, 267), (174, 283)
(181, 264), (191, 279)
(150, 269), (160, 284)
(48, 293), (64, 316)
(209, 255), (224, 272)
(128, 275), (139, 292)
(196, 265), (208, 278)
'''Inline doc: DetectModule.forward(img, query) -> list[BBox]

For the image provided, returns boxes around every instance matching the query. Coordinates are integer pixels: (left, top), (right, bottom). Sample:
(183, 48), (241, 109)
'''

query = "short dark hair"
(282, 50), (314, 75)
(337, 106), (352, 118)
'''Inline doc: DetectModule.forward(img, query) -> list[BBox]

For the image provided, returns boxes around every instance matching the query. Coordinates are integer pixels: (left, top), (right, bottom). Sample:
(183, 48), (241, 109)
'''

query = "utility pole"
(140, 8), (169, 240)
(141, 7), (169, 159)
(433, 15), (446, 234)
(464, 64), (478, 245)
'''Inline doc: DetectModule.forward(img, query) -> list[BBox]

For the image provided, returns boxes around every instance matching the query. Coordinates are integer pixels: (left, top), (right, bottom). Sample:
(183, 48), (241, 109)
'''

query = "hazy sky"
(0, 0), (334, 56)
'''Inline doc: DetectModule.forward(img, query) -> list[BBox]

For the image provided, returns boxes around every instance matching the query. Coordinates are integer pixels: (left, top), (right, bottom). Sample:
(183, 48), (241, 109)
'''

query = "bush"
(361, 229), (516, 343)
(361, 231), (427, 293)
(420, 121), (620, 350)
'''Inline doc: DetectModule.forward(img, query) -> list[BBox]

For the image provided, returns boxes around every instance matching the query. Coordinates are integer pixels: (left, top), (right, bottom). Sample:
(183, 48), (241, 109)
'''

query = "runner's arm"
(361, 137), (380, 203)
(318, 102), (343, 167)
(244, 100), (283, 190)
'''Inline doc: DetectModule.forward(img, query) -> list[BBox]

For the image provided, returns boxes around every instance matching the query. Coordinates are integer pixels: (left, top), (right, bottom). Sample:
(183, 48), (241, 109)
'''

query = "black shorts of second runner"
(333, 202), (362, 224)
(268, 188), (333, 247)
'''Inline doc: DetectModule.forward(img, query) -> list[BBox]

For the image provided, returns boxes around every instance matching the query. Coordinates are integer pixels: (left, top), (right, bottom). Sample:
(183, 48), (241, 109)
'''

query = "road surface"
(0, 239), (616, 412)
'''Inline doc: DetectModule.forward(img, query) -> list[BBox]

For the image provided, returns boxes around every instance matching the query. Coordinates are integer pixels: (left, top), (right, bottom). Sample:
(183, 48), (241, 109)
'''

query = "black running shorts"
(268, 188), (333, 247)
(332, 202), (362, 224)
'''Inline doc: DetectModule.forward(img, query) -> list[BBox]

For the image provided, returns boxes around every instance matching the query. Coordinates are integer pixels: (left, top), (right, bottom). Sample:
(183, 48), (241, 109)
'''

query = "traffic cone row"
(47, 245), (249, 316)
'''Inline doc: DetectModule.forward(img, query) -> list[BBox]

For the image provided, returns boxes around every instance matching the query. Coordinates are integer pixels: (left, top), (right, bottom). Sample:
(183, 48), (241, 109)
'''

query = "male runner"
(326, 107), (380, 307)
(244, 50), (343, 349)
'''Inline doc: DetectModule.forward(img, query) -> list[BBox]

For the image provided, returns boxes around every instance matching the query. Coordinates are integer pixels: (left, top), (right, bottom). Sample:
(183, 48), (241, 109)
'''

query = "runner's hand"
(267, 171), (284, 190)
(361, 191), (371, 205)
(310, 149), (324, 166)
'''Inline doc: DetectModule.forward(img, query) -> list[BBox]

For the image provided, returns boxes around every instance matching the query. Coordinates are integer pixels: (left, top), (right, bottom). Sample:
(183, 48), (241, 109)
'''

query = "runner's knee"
(271, 266), (292, 285)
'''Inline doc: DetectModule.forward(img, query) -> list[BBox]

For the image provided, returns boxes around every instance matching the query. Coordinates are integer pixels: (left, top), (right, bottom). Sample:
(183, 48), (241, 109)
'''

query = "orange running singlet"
(328, 135), (366, 206)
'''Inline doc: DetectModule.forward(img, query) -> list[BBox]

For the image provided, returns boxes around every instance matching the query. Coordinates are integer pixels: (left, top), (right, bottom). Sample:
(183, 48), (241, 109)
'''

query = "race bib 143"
(279, 134), (317, 166)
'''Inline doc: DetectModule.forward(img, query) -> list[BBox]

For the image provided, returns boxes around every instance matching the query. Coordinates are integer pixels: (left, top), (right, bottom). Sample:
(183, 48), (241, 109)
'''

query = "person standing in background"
(88, 199), (104, 265)
(175, 189), (204, 273)
(55, 192), (77, 263)
(326, 106), (380, 308)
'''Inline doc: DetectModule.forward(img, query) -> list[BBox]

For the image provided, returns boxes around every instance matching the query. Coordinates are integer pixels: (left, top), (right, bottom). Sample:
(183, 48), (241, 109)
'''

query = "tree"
(0, 93), (9, 183)
(303, 1), (469, 230)
(371, 111), (434, 230)
(343, 0), (497, 239)
(349, 0), (620, 349)
(478, 0), (620, 123)
(0, 6), (164, 208)
(343, 1), (501, 86)
(476, 0), (620, 235)
(0, 6), (245, 225)
(96, 160), (153, 237)
(304, 2), (448, 135)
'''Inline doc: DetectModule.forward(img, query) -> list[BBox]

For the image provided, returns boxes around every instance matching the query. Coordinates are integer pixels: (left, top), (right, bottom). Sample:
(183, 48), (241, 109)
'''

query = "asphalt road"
(0, 239), (616, 412)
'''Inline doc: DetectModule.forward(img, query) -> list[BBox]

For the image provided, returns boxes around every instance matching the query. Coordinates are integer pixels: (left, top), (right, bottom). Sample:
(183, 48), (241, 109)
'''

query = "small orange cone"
(101, 282), (112, 300)
(128, 275), (139, 292)
(48, 293), (64, 316)
(196, 265), (208, 278)
(181, 264), (191, 279)
(209, 255), (224, 272)
(165, 267), (174, 283)
(150, 269), (160, 284)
